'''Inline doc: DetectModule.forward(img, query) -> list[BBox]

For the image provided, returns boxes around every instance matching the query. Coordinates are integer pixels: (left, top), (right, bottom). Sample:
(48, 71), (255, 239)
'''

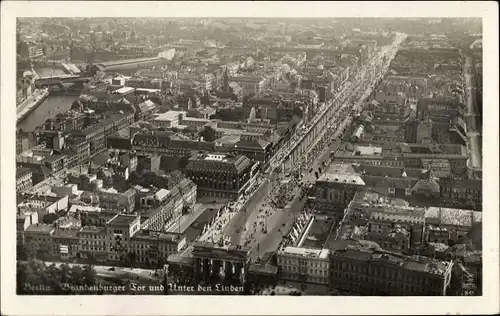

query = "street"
(218, 34), (408, 263)
(463, 54), (482, 169)
(17, 88), (49, 120)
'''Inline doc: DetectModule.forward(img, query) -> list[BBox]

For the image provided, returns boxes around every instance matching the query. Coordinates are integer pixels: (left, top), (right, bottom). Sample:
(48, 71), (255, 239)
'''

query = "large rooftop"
(425, 207), (482, 228)
(279, 246), (330, 260)
(186, 153), (252, 174)
(133, 230), (182, 242)
(153, 111), (186, 121)
(299, 215), (337, 249)
(338, 248), (451, 276)
(95, 56), (164, 68)
(107, 214), (139, 227)
(25, 223), (55, 234)
(335, 196), (426, 241)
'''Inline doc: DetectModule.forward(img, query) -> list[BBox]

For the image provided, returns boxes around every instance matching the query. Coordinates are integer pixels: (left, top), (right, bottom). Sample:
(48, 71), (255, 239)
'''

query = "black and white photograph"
(1, 1), (498, 315)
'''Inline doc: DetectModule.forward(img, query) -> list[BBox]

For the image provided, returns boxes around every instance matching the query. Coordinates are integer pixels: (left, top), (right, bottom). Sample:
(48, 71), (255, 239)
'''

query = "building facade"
(277, 247), (330, 285)
(185, 153), (256, 199)
(330, 246), (453, 295)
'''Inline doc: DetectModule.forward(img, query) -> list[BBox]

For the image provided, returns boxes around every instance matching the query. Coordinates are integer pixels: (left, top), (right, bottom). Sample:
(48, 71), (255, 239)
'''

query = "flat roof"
(183, 117), (211, 122)
(333, 245), (451, 276)
(216, 127), (262, 136)
(135, 88), (161, 93)
(16, 167), (32, 177)
(154, 111), (186, 121)
(326, 163), (356, 174)
(248, 263), (278, 275)
(354, 145), (383, 156)
(25, 223), (55, 234)
(80, 226), (106, 234)
(425, 207), (482, 227)
(97, 56), (163, 67)
(279, 246), (330, 260)
(52, 228), (80, 238)
(107, 214), (139, 227)
(113, 87), (135, 95)
(317, 172), (365, 186)
(133, 230), (182, 242)
(68, 204), (102, 214)
(300, 215), (337, 249)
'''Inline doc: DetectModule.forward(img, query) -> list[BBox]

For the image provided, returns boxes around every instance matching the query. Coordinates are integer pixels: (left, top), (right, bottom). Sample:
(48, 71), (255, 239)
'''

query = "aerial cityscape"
(15, 17), (483, 296)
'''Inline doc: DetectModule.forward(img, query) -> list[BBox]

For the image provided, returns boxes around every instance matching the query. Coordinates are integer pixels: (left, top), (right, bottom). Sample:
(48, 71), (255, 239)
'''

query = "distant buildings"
(14, 21), (481, 297)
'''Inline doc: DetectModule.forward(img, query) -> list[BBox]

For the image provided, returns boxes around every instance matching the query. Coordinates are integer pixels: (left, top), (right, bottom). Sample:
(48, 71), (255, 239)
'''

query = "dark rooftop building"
(185, 153), (257, 200)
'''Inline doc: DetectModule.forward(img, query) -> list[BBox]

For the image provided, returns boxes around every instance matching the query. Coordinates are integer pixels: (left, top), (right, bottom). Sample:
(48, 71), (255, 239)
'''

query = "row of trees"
(17, 260), (98, 295)
(17, 242), (53, 262)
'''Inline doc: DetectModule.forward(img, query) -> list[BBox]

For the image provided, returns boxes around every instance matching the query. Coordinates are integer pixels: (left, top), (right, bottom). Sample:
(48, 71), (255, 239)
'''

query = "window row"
(332, 265), (442, 287)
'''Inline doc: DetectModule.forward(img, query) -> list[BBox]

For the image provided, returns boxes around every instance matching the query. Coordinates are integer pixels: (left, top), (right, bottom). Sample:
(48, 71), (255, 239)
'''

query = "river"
(17, 95), (78, 131)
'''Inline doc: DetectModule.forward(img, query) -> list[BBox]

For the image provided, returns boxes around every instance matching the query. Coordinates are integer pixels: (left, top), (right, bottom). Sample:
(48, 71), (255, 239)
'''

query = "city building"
(277, 246), (330, 285)
(72, 113), (134, 157)
(185, 153), (257, 199)
(105, 214), (141, 262)
(439, 178), (482, 211)
(78, 226), (108, 261)
(314, 163), (365, 210)
(16, 167), (33, 192)
(130, 230), (186, 266)
(333, 143), (468, 176)
(17, 193), (69, 222)
(424, 207), (482, 242)
(329, 241), (454, 295)
(335, 190), (426, 250)
(137, 178), (197, 232)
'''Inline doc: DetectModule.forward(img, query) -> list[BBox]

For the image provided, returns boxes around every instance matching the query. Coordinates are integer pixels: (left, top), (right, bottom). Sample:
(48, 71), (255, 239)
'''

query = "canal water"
(17, 95), (78, 131)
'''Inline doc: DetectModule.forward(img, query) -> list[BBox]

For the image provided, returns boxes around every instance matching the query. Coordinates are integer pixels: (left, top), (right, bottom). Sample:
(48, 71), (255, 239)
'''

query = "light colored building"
(277, 246), (330, 285)
(17, 193), (69, 221)
(158, 48), (176, 60)
(130, 230), (186, 265)
(152, 111), (186, 128)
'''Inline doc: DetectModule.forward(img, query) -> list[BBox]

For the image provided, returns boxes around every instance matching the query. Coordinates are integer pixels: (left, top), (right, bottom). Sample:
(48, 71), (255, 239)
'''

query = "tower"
(223, 66), (229, 92)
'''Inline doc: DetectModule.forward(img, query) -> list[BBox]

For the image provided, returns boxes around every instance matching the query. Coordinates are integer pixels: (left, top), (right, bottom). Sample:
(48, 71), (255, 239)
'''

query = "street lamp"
(163, 264), (169, 295)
